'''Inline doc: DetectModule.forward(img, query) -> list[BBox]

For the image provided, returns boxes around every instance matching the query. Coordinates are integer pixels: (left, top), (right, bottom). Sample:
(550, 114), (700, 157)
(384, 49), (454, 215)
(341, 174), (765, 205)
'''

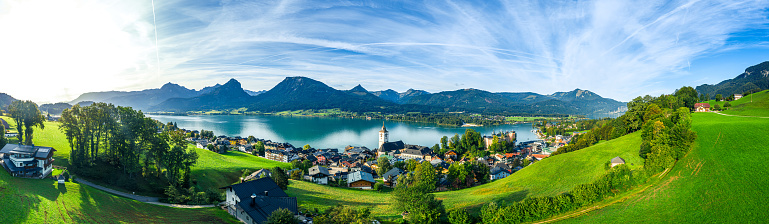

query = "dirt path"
(74, 178), (216, 208)
(713, 112), (769, 118)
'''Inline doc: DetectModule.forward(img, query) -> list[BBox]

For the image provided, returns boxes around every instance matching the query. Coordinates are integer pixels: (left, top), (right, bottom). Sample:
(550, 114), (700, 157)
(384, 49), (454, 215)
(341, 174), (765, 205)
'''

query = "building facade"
(0, 144), (55, 178)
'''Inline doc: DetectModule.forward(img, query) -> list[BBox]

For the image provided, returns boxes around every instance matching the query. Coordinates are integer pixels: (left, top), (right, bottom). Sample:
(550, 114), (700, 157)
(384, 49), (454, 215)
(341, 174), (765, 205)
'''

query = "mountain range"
(67, 81), (264, 111)
(139, 76), (627, 117)
(696, 61), (769, 98)
(0, 93), (17, 110)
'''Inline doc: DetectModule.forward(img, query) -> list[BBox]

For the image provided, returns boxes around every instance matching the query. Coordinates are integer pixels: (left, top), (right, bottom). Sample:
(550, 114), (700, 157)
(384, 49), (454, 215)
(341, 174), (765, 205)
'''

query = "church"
(376, 123), (432, 160)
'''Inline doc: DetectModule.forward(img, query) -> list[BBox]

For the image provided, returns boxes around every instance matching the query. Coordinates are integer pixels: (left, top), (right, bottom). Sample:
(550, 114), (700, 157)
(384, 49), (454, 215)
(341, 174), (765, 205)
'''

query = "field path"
(713, 112), (769, 118)
(75, 178), (216, 208)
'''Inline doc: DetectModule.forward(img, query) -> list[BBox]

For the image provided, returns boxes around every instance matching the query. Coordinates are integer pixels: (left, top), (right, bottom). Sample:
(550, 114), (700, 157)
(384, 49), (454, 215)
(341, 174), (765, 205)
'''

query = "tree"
(674, 86), (698, 109)
(254, 141), (265, 156)
(392, 181), (445, 224)
(440, 136), (449, 150)
(713, 104), (722, 111)
(376, 156), (392, 177)
(270, 167), (289, 190)
(406, 159), (420, 172)
(313, 205), (371, 224)
(8, 100), (45, 145)
(715, 94), (723, 102)
(265, 208), (298, 224)
(0, 122), (6, 149)
(291, 160), (302, 170)
(304, 144), (311, 150)
(723, 101), (732, 108)
(290, 170), (302, 180)
(415, 161), (437, 192)
(247, 135), (256, 143)
(448, 208), (471, 224)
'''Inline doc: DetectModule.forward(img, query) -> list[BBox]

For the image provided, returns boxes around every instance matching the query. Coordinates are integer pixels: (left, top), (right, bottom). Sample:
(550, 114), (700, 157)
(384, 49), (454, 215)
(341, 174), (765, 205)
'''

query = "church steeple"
(378, 121), (388, 149)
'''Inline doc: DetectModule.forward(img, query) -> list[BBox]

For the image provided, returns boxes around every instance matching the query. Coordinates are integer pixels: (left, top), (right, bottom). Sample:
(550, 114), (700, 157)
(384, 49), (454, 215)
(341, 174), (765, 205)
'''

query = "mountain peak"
(349, 84), (368, 93)
(160, 82), (185, 90)
(223, 78), (241, 87)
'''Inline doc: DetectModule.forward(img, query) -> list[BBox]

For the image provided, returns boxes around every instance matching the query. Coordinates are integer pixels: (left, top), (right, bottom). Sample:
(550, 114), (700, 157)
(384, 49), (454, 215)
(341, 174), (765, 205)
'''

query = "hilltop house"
(220, 177), (298, 224)
(347, 171), (376, 189)
(734, 94), (743, 100)
(0, 144), (55, 178)
(243, 169), (272, 182)
(695, 103), (711, 112)
(308, 165), (330, 185)
(610, 157), (626, 167)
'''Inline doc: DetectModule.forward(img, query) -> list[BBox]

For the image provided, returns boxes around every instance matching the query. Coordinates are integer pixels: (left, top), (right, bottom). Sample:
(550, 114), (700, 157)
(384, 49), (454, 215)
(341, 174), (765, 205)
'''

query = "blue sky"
(0, 0), (768, 103)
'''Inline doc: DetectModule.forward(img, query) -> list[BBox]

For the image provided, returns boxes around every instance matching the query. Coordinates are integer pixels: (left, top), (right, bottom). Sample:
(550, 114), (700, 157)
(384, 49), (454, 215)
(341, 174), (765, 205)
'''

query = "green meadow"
(719, 90), (769, 117)
(0, 165), (238, 224)
(558, 112), (769, 223)
(285, 180), (399, 219)
(435, 131), (643, 211)
(190, 145), (291, 191)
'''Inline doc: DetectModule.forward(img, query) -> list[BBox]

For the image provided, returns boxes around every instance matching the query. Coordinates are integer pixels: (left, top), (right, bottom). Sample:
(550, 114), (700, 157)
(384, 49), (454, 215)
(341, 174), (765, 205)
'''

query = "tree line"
(7, 100), (46, 145)
(59, 103), (207, 204)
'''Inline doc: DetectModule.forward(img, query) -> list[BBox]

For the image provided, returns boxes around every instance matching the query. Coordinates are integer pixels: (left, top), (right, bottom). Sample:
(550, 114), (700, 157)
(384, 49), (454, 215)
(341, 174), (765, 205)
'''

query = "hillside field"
(701, 90), (768, 117)
(557, 112), (769, 223)
(190, 145), (291, 191)
(0, 167), (238, 224)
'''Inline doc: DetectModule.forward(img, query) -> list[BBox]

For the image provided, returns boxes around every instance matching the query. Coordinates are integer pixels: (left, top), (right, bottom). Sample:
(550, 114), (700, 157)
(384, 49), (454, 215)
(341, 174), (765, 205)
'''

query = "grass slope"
(719, 90), (769, 117)
(285, 180), (397, 219)
(280, 131), (643, 220)
(435, 131), (643, 211)
(558, 112), (769, 223)
(190, 145), (291, 191)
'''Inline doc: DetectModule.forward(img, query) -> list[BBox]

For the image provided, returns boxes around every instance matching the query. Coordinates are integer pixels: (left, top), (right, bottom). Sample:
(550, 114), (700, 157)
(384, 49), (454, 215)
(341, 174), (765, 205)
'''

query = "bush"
(373, 182), (383, 191)
(448, 208), (471, 224)
(265, 208), (299, 224)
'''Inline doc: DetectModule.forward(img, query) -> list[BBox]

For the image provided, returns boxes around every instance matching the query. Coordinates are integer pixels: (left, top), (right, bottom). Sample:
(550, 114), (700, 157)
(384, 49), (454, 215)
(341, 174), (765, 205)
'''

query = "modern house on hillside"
(0, 144), (55, 178)
(220, 177), (298, 224)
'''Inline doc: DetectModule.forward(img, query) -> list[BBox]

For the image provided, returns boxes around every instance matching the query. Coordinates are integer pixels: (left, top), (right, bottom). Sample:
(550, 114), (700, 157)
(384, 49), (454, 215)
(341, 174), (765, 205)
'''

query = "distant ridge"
(0, 93), (18, 110)
(696, 61), (769, 97)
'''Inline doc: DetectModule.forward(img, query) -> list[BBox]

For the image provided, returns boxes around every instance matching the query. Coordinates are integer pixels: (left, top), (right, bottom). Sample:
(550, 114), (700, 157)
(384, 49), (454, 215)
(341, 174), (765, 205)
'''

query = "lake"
(147, 115), (539, 150)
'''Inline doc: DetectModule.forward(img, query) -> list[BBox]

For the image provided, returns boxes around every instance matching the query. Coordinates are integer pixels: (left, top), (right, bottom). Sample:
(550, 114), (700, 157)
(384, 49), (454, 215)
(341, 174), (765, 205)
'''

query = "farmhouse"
(490, 163), (512, 180)
(347, 171), (376, 189)
(220, 177), (298, 224)
(0, 144), (55, 178)
(734, 94), (743, 100)
(694, 103), (711, 112)
(611, 156), (626, 167)
(308, 165), (330, 185)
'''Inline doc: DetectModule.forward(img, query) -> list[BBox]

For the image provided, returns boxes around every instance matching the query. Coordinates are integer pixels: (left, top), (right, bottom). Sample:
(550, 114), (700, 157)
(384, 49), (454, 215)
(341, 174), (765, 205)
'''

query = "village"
(183, 123), (570, 191)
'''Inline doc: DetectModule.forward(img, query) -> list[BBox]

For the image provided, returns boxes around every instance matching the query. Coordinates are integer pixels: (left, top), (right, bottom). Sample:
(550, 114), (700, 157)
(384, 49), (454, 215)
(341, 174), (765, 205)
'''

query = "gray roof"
(220, 177), (297, 223)
(0, 144), (55, 158)
(244, 169), (272, 181)
(611, 156), (625, 164)
(382, 168), (405, 180)
(347, 171), (375, 184)
(378, 140), (404, 152)
(308, 165), (330, 177)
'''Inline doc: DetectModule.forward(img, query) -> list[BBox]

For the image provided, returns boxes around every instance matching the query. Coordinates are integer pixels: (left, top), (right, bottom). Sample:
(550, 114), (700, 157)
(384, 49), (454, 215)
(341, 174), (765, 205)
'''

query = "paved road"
(74, 178), (216, 208)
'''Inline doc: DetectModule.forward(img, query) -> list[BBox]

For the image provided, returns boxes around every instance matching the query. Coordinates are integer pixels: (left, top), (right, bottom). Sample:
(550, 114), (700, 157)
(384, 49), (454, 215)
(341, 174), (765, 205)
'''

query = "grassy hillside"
(285, 180), (398, 219)
(279, 131), (643, 220)
(0, 165), (238, 224)
(558, 112), (769, 223)
(190, 145), (291, 191)
(435, 131), (643, 210)
(719, 90), (769, 117)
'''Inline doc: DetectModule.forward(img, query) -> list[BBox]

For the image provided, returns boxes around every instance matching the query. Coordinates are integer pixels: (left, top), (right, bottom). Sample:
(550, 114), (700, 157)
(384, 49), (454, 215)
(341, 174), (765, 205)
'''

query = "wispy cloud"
(1, 0), (767, 103)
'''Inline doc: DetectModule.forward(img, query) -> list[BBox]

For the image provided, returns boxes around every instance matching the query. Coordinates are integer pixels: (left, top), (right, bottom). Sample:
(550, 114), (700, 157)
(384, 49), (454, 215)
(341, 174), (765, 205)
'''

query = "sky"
(0, 0), (768, 104)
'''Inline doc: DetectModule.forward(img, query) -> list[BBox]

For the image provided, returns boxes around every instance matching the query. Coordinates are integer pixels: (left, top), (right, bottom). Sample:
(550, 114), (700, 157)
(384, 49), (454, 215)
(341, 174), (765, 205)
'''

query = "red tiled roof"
(695, 103), (710, 108)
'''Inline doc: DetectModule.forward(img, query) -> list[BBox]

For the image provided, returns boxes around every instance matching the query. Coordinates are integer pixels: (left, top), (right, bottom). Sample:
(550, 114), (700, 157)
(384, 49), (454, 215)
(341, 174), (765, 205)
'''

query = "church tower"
(378, 122), (389, 149)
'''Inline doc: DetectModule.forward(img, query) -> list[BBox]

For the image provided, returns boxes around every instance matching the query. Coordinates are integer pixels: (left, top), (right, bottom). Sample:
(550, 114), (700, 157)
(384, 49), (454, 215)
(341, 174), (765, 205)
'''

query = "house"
(220, 177), (298, 224)
(0, 144), (56, 178)
(196, 140), (210, 149)
(610, 157), (626, 167)
(238, 144), (253, 152)
(695, 103), (711, 112)
(444, 150), (458, 160)
(490, 163), (512, 180)
(308, 165), (330, 185)
(347, 171), (376, 189)
(734, 94), (743, 100)
(399, 145), (431, 160)
(265, 149), (291, 163)
(382, 167), (405, 187)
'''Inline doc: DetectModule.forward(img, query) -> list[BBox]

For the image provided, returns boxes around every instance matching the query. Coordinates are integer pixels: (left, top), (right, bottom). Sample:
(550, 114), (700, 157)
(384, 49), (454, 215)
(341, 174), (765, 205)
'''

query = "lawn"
(190, 145), (291, 191)
(0, 167), (238, 224)
(558, 112), (769, 223)
(435, 131), (643, 211)
(285, 180), (399, 220)
(718, 90), (769, 117)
